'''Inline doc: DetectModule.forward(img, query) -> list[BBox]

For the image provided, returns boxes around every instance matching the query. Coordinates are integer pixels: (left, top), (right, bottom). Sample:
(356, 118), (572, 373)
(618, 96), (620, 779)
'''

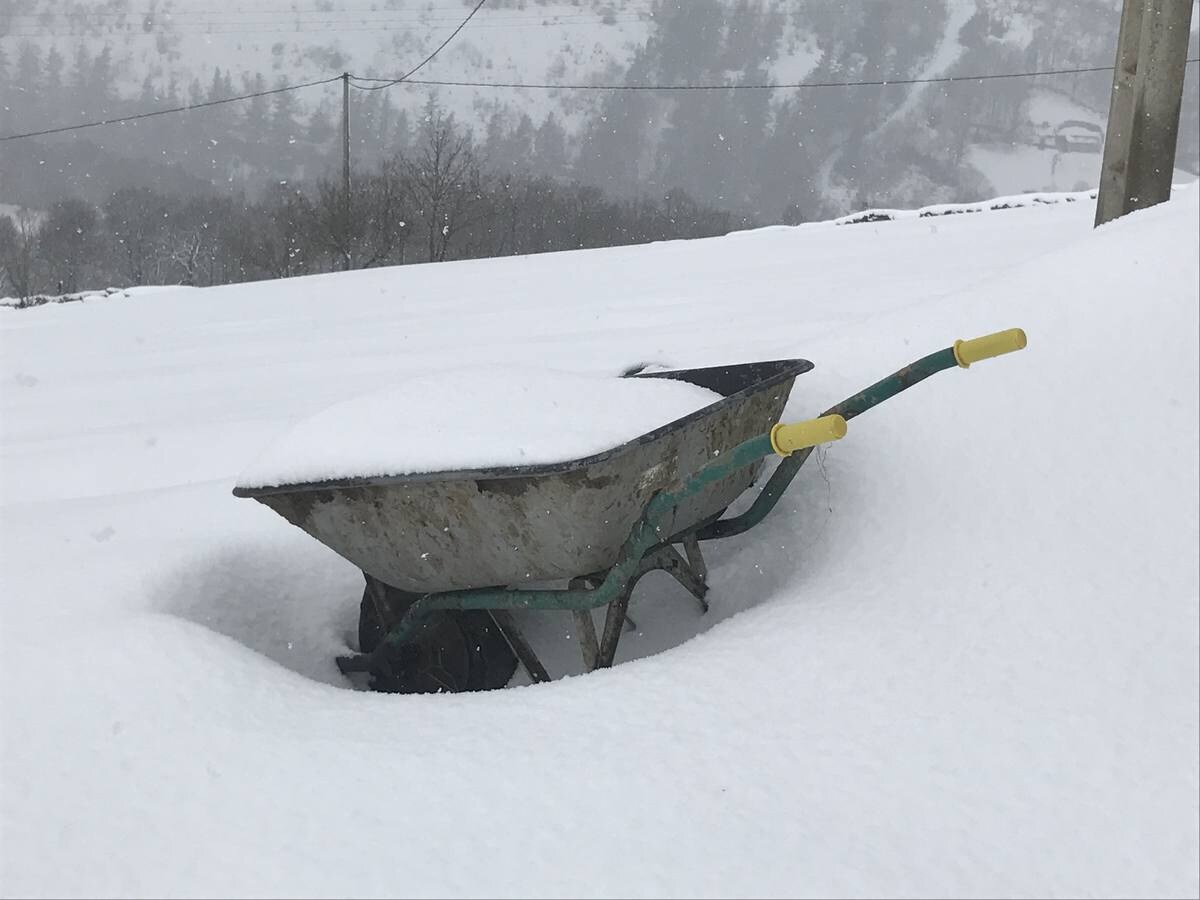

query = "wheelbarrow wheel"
(357, 585), (517, 694)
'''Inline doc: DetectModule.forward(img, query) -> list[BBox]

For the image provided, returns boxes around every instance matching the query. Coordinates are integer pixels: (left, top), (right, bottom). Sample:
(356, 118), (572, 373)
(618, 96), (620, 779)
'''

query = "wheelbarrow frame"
(336, 331), (1027, 687)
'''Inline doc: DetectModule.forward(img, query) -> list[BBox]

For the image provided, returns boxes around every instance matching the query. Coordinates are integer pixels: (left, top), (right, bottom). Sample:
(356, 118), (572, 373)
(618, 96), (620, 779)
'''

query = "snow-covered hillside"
(4, 0), (653, 134)
(1, 185), (1198, 896)
(11, 0), (1196, 220)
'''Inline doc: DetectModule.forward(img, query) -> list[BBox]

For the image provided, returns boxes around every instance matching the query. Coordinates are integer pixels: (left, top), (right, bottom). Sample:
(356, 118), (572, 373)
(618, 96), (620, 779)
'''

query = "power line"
(0, 76), (341, 143)
(6, 19), (646, 38)
(4, 2), (600, 18)
(3, 58), (1196, 144)
(352, 59), (1200, 93)
(3, 10), (647, 37)
(0, 0), (488, 141)
(352, 0), (490, 92)
(4, 10), (639, 24)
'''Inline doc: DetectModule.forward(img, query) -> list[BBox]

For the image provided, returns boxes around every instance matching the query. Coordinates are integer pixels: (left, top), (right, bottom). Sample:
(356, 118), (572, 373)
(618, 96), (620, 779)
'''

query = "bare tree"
(152, 197), (229, 287)
(406, 103), (480, 262)
(240, 187), (315, 280)
(0, 209), (40, 299)
(38, 198), (101, 293)
(163, 224), (207, 286)
(105, 188), (169, 286)
(309, 163), (411, 270)
(363, 159), (411, 267)
(309, 179), (361, 272)
(0, 216), (19, 297)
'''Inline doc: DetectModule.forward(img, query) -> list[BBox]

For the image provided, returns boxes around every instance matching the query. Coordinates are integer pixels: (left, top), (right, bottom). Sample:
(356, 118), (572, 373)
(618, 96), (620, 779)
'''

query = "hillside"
(3, 0), (1196, 219)
(1, 185), (1197, 896)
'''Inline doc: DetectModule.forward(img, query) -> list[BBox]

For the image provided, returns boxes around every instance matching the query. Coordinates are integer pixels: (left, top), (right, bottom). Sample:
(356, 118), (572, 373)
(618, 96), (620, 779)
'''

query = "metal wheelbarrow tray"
(234, 359), (809, 595)
(233, 329), (1028, 692)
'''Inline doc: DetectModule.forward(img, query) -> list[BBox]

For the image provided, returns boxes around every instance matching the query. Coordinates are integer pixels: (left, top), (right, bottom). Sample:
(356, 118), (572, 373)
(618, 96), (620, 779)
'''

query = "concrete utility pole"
(1095, 0), (1196, 226)
(341, 72), (352, 271)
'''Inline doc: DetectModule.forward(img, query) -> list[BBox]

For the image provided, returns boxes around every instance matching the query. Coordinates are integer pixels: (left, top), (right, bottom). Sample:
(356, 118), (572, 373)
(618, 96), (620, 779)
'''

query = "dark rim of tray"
(233, 358), (813, 497)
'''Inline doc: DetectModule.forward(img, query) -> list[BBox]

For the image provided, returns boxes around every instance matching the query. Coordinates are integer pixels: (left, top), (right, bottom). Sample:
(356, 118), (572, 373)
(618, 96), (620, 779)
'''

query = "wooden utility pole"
(341, 72), (352, 203)
(1095, 0), (1195, 226)
(340, 72), (353, 271)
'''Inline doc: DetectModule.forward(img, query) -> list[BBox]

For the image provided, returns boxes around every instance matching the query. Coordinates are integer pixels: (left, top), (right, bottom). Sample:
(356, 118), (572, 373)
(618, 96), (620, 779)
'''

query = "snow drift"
(1, 187), (1197, 898)
(236, 366), (722, 488)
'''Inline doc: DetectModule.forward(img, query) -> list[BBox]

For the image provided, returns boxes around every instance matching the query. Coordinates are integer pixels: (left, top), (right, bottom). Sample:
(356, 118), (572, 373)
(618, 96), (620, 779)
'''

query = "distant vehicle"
(1036, 119), (1104, 153)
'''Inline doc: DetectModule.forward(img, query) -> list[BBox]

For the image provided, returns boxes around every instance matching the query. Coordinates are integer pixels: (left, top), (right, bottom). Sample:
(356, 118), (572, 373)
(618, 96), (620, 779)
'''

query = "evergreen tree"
(503, 114), (536, 172)
(391, 109), (411, 158)
(534, 113), (568, 177)
(243, 73), (270, 130)
(138, 74), (157, 106)
(308, 102), (336, 145)
(482, 108), (509, 165)
(242, 73), (271, 166)
(69, 44), (92, 115)
(45, 46), (65, 113)
(0, 44), (13, 137)
(91, 45), (116, 115)
(376, 93), (396, 152)
(271, 77), (301, 153)
(15, 44), (44, 123)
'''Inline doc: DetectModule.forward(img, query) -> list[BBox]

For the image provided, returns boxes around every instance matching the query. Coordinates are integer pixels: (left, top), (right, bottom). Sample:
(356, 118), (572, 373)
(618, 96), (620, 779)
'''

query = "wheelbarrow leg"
(682, 535), (707, 584)
(568, 576), (601, 672)
(660, 543), (709, 613)
(572, 610), (600, 672)
(596, 581), (635, 669)
(490, 610), (551, 684)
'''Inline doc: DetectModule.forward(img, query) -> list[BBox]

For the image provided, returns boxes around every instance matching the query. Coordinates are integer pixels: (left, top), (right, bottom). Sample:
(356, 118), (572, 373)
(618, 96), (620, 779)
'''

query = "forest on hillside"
(0, 97), (739, 298)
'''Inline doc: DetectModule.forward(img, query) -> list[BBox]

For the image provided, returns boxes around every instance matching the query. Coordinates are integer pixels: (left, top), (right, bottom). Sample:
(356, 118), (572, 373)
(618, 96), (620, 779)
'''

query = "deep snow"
(1, 187), (1198, 898)
(237, 367), (722, 488)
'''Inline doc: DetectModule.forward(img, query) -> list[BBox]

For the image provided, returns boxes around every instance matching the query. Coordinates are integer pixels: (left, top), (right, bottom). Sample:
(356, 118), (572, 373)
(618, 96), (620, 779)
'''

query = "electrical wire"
(0, 75), (342, 143)
(351, 59), (1200, 93)
(2, 58), (1196, 144)
(3, 2), (594, 18)
(3, 10), (646, 37)
(352, 0), (490, 92)
(6, 19), (646, 38)
(0, 0), (488, 140)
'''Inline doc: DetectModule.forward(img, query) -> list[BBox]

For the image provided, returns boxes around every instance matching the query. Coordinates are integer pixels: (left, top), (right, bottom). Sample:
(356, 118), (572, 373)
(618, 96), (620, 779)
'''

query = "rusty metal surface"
(245, 360), (809, 594)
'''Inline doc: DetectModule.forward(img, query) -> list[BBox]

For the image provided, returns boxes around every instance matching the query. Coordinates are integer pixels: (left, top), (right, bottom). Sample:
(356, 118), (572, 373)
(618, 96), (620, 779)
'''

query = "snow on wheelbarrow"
(233, 329), (1027, 693)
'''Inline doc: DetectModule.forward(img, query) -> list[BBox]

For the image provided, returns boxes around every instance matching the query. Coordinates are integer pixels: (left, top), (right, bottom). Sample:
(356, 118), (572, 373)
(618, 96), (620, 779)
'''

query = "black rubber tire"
(357, 586), (518, 694)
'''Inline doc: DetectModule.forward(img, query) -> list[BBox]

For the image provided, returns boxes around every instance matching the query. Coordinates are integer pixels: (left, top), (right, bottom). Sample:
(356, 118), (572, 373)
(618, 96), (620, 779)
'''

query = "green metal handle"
(698, 332), (1028, 541)
(829, 347), (958, 421)
(340, 333), (1029, 678)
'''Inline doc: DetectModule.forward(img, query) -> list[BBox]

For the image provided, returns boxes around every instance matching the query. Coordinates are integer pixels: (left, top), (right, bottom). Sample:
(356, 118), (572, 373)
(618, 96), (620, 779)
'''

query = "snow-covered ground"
(970, 143), (1197, 196)
(968, 85), (1198, 196)
(1025, 87), (1107, 130)
(1, 186), (1198, 897)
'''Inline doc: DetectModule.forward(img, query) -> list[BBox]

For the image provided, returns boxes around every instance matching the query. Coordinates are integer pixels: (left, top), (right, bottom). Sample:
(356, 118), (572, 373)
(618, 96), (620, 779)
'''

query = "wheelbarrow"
(233, 328), (1027, 692)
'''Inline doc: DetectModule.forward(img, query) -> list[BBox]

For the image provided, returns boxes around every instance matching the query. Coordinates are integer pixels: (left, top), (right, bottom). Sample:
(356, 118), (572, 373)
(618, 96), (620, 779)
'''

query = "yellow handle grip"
(769, 414), (848, 456)
(953, 328), (1028, 368)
